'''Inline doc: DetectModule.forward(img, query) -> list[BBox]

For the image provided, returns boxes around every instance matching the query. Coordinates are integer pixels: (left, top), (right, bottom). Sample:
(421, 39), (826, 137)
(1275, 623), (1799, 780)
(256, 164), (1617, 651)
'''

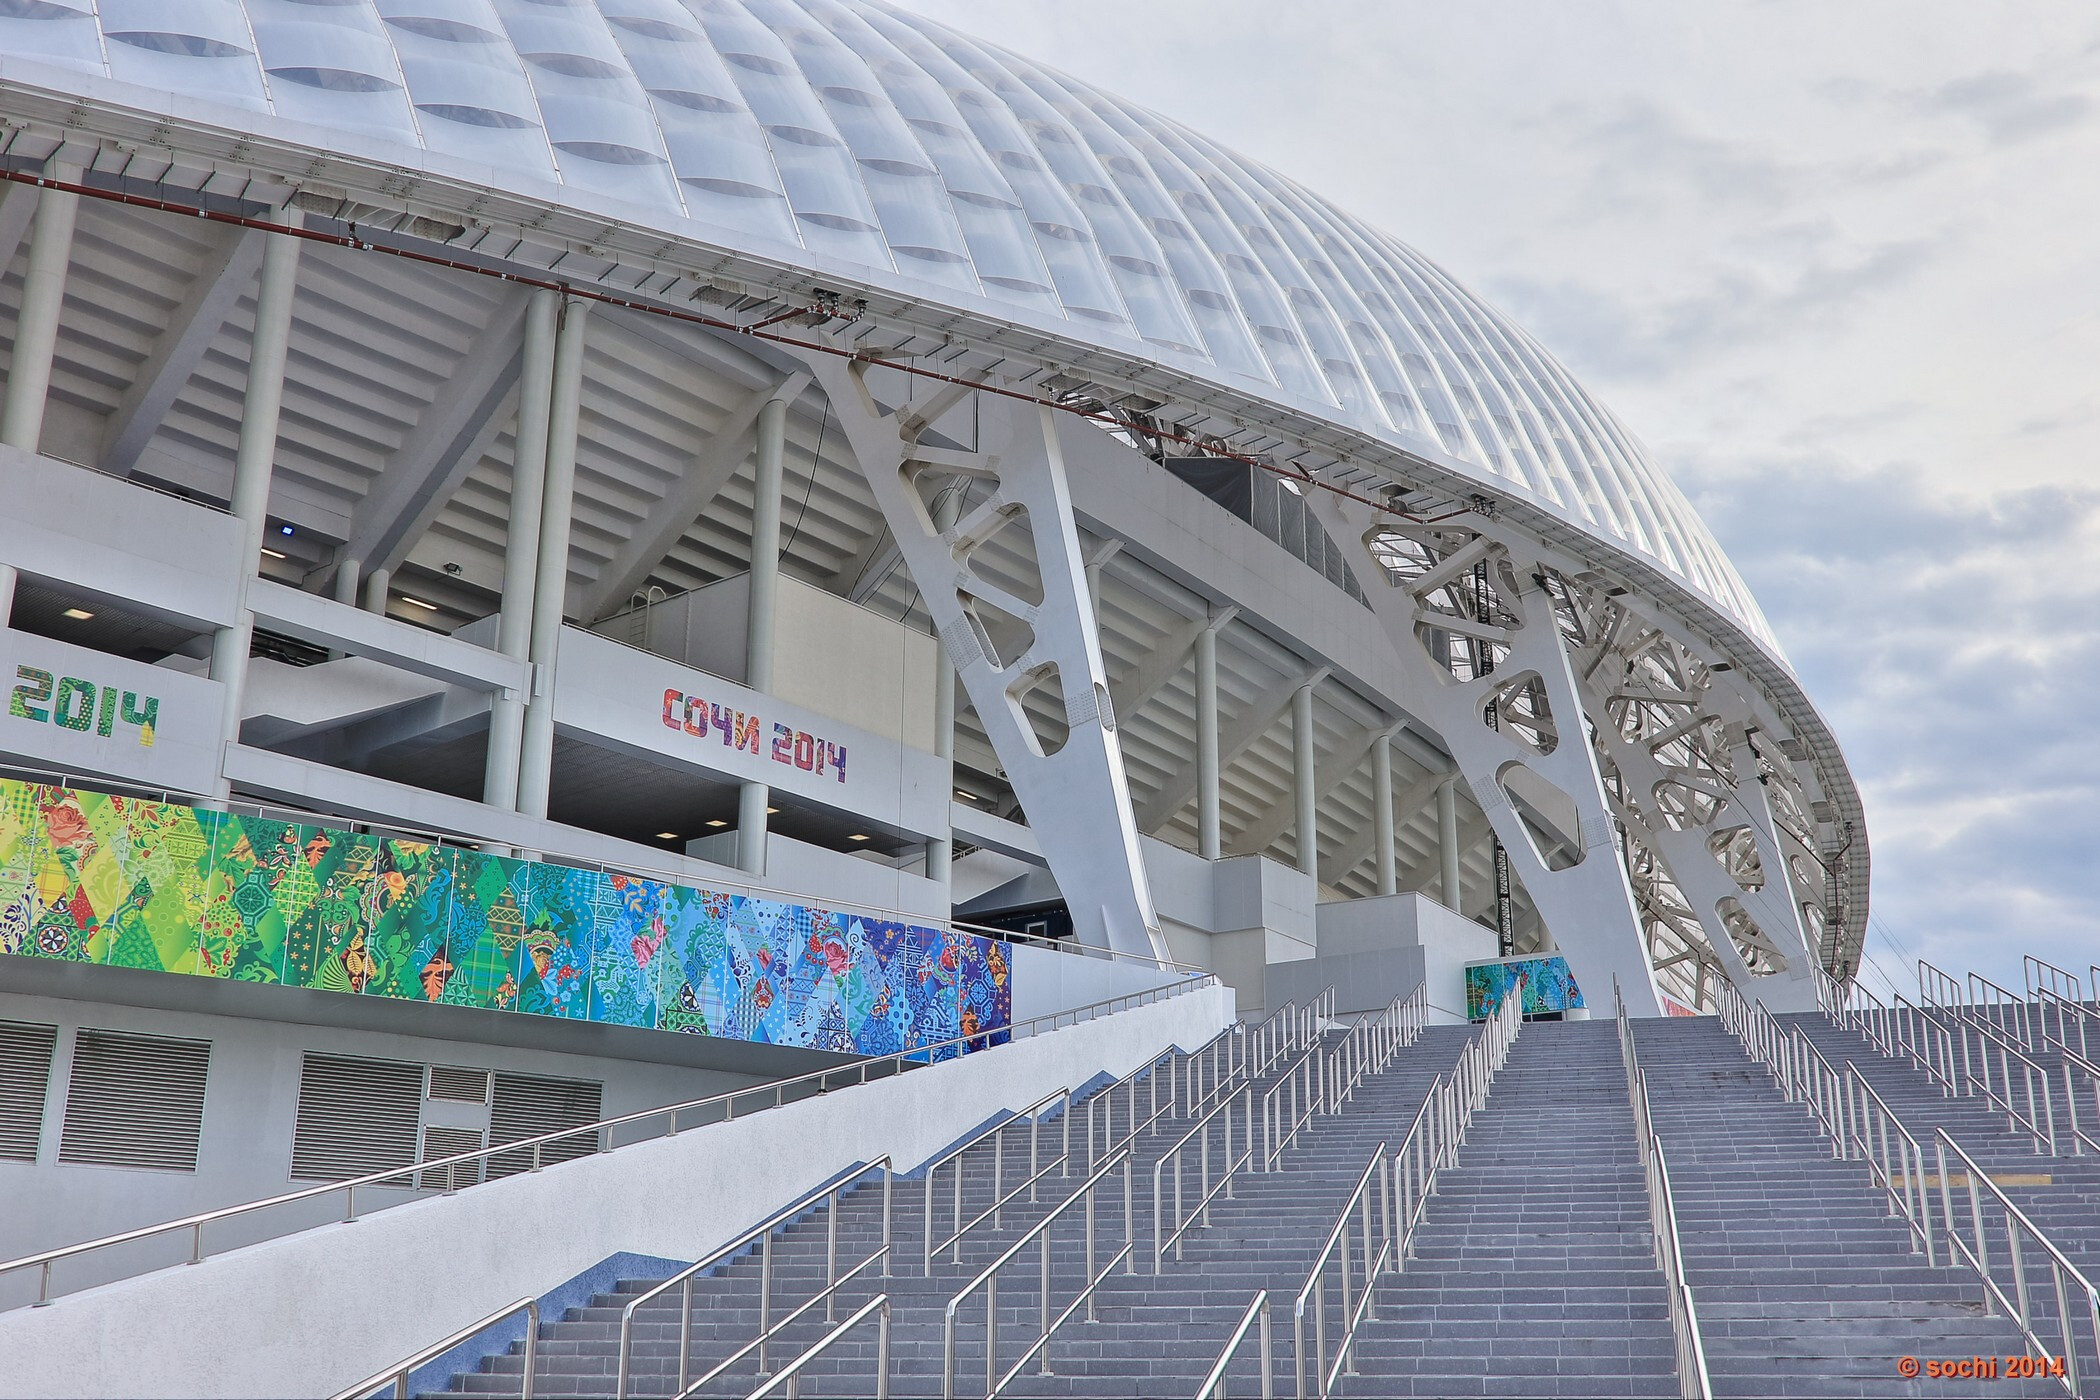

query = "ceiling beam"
(1319, 767), (1447, 886)
(100, 226), (264, 477)
(1106, 610), (1208, 726)
(344, 287), (533, 575)
(1138, 665), (1327, 834)
(1232, 721), (1384, 858)
(583, 369), (811, 622)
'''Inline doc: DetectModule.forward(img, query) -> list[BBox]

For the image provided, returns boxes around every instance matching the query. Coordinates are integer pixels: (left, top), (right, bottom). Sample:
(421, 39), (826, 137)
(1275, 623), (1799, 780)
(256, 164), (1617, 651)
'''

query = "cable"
(778, 396), (828, 561)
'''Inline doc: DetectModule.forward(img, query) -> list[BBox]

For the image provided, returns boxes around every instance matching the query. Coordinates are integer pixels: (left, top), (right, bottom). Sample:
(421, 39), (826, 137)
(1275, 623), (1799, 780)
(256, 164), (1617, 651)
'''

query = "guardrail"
(1616, 983), (1712, 1400)
(613, 1158), (892, 1398)
(941, 1148), (1134, 1399)
(1323, 985), (1429, 1115)
(1963, 1015), (2060, 1156)
(1287, 983), (1524, 1398)
(1, 973), (1217, 1309)
(1934, 1131), (2097, 1398)
(926, 1088), (1071, 1269)
(742, 1293), (891, 1400)
(1260, 1043), (1327, 1171)
(1154, 1084), (1255, 1270)
(1840, 1062), (1938, 1264)
(1195, 1290), (1273, 1400)
(330, 1298), (539, 1400)
(2024, 954), (2085, 1005)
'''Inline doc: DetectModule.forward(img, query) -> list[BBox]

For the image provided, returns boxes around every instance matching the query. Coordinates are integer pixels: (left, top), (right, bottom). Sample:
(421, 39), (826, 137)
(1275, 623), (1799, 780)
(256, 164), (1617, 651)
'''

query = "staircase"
(1341, 1018), (1679, 1397)
(1635, 1015), (2059, 1399)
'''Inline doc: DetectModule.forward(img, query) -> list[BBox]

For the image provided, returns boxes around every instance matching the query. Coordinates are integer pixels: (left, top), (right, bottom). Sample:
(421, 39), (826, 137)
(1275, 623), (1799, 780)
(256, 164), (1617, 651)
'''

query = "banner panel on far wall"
(0, 777), (1010, 1058)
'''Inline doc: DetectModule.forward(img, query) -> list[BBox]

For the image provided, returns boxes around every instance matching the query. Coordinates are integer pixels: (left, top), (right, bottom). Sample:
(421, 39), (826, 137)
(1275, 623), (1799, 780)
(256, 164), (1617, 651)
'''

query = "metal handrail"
(2025, 954), (2084, 1005)
(328, 1298), (538, 1400)
(1934, 1130), (2098, 1397)
(1293, 1146), (1393, 1399)
(684, 1250), (888, 1397)
(1964, 1015), (2059, 1155)
(1323, 985), (1427, 1114)
(1260, 1042), (1326, 1170)
(926, 1087), (1072, 1269)
(742, 1292), (891, 1400)
(1616, 981), (1712, 1400)
(614, 1158), (892, 1397)
(1840, 1062), (1938, 1264)
(2, 973), (1216, 1307)
(1970, 970), (2040, 1053)
(2057, 1043), (2100, 1157)
(1154, 1083), (1255, 1270)
(941, 1147), (1134, 1399)
(2037, 986), (2097, 1062)
(1919, 958), (1964, 1012)
(1195, 1289), (1273, 1400)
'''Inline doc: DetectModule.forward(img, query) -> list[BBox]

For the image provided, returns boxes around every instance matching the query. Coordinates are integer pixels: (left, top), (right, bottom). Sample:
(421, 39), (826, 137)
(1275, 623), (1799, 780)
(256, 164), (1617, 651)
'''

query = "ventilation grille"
(418, 1126), (486, 1191)
(58, 1030), (210, 1172)
(488, 1073), (603, 1179)
(0, 1020), (58, 1162)
(428, 1065), (491, 1104)
(289, 1053), (423, 1184)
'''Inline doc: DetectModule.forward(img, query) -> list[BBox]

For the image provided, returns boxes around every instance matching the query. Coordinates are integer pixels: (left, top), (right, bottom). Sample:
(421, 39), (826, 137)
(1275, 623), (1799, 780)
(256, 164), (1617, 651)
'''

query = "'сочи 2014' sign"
(662, 688), (847, 784)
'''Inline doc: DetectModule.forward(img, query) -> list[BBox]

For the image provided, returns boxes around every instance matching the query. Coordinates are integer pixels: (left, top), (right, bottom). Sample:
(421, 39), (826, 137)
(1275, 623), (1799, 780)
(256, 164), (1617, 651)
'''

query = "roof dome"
(0, 0), (1773, 647)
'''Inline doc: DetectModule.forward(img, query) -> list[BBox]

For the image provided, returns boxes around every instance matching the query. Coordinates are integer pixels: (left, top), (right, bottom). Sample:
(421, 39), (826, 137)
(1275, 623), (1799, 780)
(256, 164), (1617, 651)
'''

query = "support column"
(1292, 682), (1317, 878)
(0, 165), (80, 452)
(0, 564), (16, 629)
(924, 479), (961, 893)
(1437, 777), (1462, 914)
(483, 288), (558, 811)
(1372, 733), (1397, 897)
(735, 389), (791, 876)
(1195, 619), (1222, 861)
(332, 557), (361, 608)
(206, 211), (302, 798)
(361, 568), (390, 616)
(516, 297), (589, 821)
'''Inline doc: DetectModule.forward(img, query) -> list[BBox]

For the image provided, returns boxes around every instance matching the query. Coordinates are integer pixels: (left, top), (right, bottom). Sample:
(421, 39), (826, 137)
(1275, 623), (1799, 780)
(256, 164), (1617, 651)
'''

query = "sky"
(897, 0), (2100, 1000)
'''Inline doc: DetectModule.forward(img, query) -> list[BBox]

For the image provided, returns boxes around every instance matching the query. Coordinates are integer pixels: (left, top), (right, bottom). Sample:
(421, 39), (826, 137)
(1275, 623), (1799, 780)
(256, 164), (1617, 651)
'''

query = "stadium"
(2, 3), (2087, 1398)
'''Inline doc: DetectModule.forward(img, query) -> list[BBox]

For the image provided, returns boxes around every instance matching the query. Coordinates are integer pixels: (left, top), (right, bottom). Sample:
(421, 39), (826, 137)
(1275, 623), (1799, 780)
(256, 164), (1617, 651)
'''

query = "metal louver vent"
(58, 1030), (210, 1172)
(428, 1065), (491, 1104)
(0, 1020), (59, 1162)
(488, 1072), (603, 1180)
(289, 1053), (422, 1183)
(417, 1126), (486, 1191)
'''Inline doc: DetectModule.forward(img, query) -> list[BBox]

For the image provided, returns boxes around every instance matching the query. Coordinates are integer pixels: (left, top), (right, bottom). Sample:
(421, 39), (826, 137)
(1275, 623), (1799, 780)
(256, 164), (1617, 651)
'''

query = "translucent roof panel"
(14, 0), (1777, 650)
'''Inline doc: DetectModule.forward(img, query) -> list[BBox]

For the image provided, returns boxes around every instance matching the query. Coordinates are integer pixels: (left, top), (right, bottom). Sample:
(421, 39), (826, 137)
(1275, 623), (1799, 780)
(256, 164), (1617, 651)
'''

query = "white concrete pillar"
(332, 557), (361, 608)
(517, 297), (589, 821)
(0, 564), (17, 628)
(362, 567), (390, 616)
(1, 166), (80, 452)
(1373, 733), (1397, 897)
(206, 212), (302, 798)
(483, 288), (558, 811)
(1195, 622), (1221, 861)
(1292, 682), (1317, 878)
(1438, 776), (1462, 913)
(736, 389), (791, 875)
(925, 480), (961, 894)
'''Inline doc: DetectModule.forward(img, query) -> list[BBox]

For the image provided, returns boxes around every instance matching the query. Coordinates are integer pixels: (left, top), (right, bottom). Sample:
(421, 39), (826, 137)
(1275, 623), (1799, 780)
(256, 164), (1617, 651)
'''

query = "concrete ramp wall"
(0, 984), (1233, 1400)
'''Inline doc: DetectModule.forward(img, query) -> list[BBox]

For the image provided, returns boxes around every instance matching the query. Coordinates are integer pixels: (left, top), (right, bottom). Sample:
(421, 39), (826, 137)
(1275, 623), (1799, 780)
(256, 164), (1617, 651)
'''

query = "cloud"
(1917, 70), (2094, 145)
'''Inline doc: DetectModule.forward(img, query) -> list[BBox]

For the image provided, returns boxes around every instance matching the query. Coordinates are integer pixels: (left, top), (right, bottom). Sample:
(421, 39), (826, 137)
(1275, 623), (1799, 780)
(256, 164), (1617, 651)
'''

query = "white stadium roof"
(0, 0), (1777, 652)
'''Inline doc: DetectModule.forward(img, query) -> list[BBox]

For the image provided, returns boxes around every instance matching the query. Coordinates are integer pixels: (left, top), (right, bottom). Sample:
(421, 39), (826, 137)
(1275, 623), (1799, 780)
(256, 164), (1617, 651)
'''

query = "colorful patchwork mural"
(0, 778), (1009, 1058)
(1464, 955), (1583, 1021)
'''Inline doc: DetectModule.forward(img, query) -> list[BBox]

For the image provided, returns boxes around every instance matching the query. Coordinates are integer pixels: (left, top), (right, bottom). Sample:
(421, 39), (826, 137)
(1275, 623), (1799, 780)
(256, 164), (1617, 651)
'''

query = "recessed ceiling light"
(259, 547), (287, 561)
(62, 607), (94, 621)
(399, 595), (440, 610)
(656, 831), (679, 840)
(279, 524), (296, 537)
(766, 806), (779, 814)
(848, 833), (870, 842)
(705, 819), (728, 828)
(954, 789), (977, 801)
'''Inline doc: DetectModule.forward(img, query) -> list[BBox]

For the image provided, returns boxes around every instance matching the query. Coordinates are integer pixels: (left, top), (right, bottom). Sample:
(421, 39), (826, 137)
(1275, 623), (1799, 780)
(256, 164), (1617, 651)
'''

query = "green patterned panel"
(0, 778), (47, 958)
(443, 846), (529, 1013)
(363, 839), (449, 1002)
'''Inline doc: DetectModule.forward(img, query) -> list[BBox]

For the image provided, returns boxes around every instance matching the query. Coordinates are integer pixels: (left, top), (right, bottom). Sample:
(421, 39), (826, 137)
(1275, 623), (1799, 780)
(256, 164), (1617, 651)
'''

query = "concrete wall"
(684, 829), (949, 922)
(1007, 941), (1214, 1025)
(0, 983), (780, 1309)
(1266, 893), (1497, 1025)
(0, 984), (1233, 1399)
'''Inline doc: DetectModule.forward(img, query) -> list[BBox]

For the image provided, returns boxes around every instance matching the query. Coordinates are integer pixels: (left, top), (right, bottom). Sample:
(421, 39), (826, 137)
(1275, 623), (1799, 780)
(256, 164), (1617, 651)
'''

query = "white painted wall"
(684, 829), (949, 921)
(1268, 893), (1498, 1025)
(1007, 942), (1216, 1024)
(0, 985), (1232, 1399)
(0, 629), (226, 794)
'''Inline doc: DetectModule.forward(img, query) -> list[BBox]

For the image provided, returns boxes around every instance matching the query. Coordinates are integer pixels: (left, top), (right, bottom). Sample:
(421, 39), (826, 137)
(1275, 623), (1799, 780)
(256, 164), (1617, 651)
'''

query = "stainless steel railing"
(1154, 1083), (1255, 1270)
(1195, 1289), (1273, 1400)
(1934, 1130), (2097, 1398)
(941, 1148), (1134, 1400)
(1, 973), (1217, 1308)
(925, 1088), (1072, 1269)
(1615, 982), (1712, 1400)
(2024, 954), (2085, 1005)
(1841, 1060), (1939, 1264)
(613, 1158), (892, 1397)
(330, 1298), (539, 1400)
(740, 1292), (891, 1400)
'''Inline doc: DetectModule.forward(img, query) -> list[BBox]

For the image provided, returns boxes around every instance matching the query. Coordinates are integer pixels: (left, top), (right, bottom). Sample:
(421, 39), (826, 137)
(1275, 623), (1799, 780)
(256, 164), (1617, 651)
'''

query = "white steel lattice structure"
(0, 0), (1865, 1014)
